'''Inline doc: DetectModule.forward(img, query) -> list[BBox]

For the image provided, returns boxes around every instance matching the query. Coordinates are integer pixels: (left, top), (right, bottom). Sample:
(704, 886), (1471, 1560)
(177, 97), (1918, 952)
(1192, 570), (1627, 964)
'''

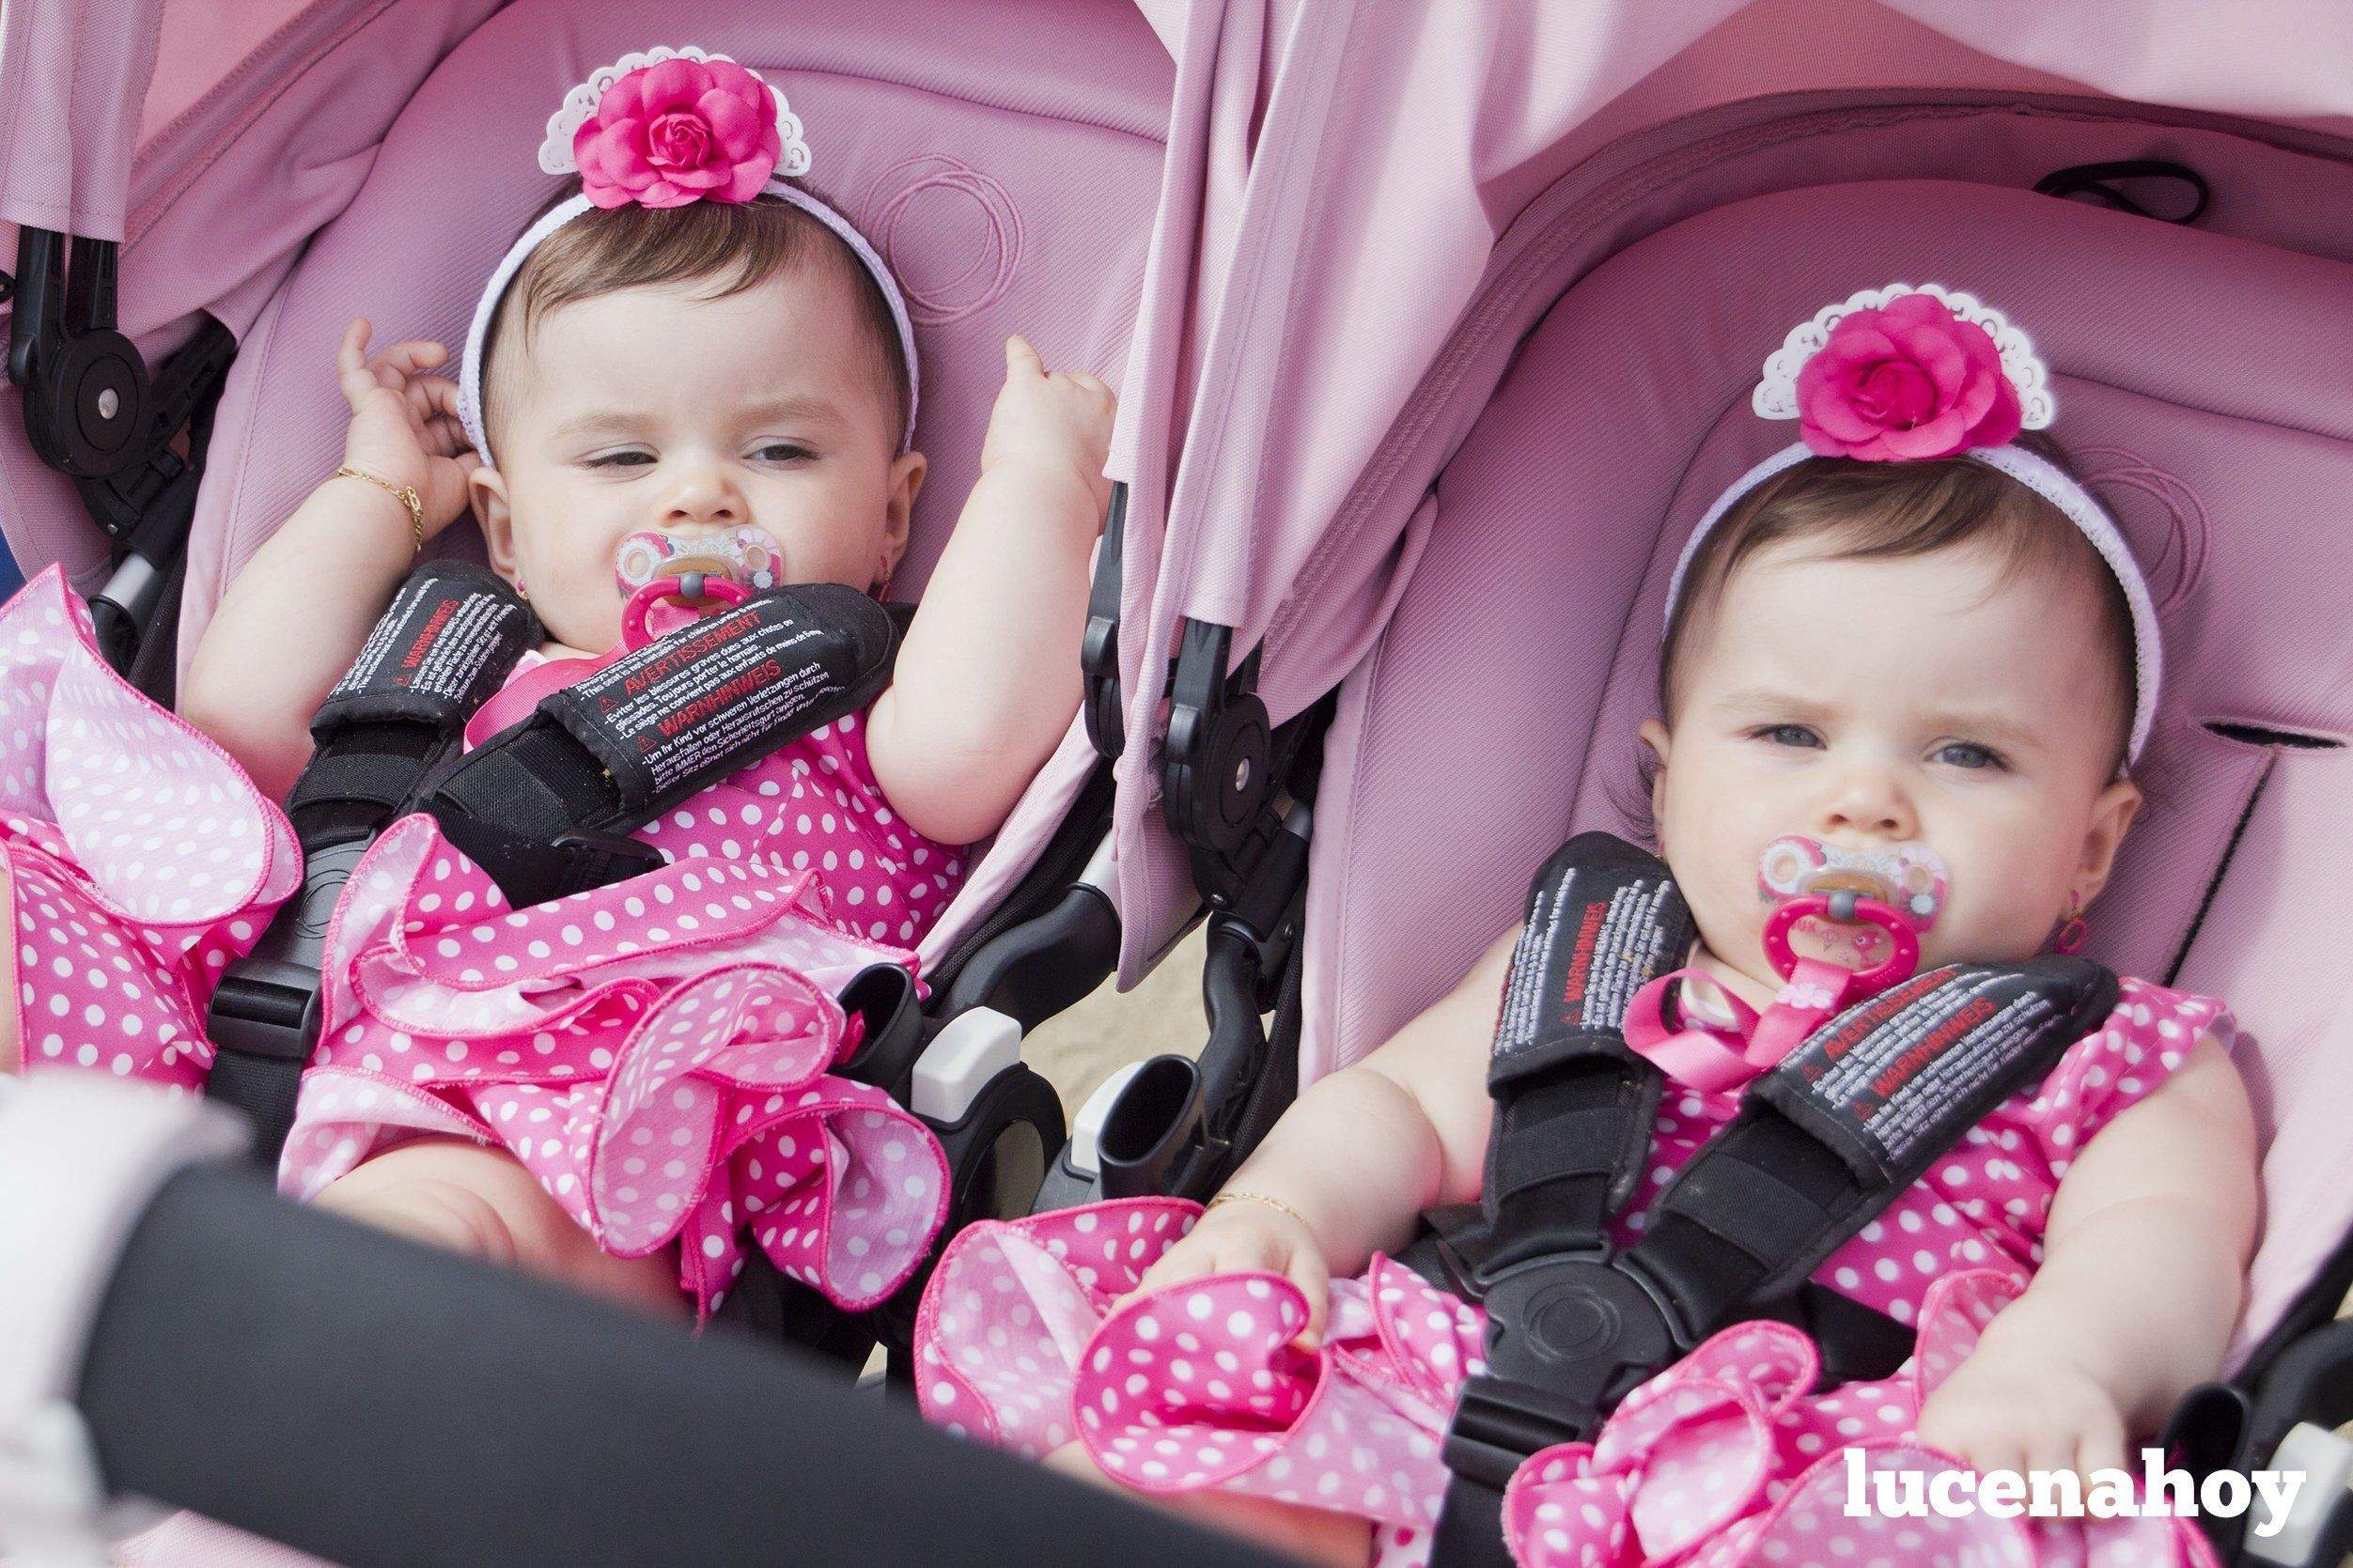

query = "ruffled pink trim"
(283, 815), (948, 1315)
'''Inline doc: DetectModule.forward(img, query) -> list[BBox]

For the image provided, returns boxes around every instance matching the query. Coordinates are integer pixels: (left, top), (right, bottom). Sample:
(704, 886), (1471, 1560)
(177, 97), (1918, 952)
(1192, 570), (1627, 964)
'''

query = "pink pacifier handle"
(1761, 893), (1920, 997)
(620, 574), (749, 650)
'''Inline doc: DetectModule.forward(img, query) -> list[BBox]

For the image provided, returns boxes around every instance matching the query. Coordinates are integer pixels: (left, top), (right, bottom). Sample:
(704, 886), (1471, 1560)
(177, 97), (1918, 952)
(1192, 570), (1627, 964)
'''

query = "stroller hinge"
(1081, 482), (1130, 759)
(1162, 617), (1279, 909)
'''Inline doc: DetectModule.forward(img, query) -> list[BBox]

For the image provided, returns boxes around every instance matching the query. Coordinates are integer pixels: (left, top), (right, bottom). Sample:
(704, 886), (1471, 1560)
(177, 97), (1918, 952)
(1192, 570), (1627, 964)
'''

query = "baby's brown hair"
(1659, 432), (2136, 774)
(479, 184), (910, 448)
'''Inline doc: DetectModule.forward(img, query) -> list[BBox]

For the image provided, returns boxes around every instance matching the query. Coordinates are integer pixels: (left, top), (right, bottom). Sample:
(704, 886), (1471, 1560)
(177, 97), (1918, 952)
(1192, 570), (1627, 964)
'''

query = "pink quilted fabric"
(916, 981), (2231, 1567)
(3, 569), (967, 1317)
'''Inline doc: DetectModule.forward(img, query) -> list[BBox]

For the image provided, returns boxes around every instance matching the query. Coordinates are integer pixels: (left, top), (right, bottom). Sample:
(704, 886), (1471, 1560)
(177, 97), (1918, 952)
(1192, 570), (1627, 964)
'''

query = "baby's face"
(472, 264), (920, 655)
(1644, 538), (2141, 993)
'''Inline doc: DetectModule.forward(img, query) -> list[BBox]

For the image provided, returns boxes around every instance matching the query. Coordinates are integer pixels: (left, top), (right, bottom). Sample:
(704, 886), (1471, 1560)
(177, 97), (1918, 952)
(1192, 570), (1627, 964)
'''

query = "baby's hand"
(1128, 1196), (1331, 1347)
(335, 318), (479, 539)
(980, 336), (1115, 515)
(1914, 1336), (2131, 1483)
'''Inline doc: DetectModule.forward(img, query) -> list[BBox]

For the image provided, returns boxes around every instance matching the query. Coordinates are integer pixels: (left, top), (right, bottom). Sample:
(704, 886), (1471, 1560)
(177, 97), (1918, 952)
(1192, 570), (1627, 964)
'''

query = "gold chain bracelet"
(1205, 1189), (1312, 1231)
(333, 465), (424, 555)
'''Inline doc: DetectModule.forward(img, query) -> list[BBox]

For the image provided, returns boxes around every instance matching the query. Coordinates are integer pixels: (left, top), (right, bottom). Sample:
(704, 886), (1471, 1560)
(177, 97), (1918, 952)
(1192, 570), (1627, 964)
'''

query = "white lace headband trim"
(1663, 440), (2161, 765)
(456, 47), (919, 465)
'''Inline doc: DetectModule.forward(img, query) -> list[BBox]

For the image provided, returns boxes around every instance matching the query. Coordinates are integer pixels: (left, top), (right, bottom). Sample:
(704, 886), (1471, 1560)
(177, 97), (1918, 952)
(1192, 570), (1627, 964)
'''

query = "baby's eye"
(753, 442), (814, 463)
(1751, 723), (1823, 750)
(586, 450), (654, 469)
(1933, 741), (2006, 771)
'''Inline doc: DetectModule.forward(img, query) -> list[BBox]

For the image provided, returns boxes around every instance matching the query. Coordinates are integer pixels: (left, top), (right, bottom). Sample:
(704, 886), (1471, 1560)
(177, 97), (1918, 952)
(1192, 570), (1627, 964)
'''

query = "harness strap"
(209, 563), (539, 1159)
(418, 582), (898, 908)
(1431, 831), (2120, 1567)
(1476, 833), (1694, 1278)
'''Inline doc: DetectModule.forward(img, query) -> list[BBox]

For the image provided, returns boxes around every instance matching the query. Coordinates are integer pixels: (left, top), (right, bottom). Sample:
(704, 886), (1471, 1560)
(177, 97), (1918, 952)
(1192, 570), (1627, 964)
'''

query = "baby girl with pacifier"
(0, 47), (1113, 1322)
(915, 286), (2257, 1566)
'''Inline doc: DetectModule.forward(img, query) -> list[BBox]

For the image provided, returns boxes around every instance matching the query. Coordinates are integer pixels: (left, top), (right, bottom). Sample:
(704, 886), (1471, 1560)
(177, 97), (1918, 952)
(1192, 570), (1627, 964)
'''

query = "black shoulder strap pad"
(1629, 957), (2118, 1328)
(288, 560), (539, 848)
(420, 582), (897, 908)
(1475, 833), (1696, 1275)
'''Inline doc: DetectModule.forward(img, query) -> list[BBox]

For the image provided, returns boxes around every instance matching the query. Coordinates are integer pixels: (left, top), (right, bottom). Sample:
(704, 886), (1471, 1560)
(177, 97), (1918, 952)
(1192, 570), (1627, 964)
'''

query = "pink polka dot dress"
(1, 569), (302, 1092)
(280, 649), (968, 1316)
(2, 570), (965, 1318)
(915, 976), (2232, 1568)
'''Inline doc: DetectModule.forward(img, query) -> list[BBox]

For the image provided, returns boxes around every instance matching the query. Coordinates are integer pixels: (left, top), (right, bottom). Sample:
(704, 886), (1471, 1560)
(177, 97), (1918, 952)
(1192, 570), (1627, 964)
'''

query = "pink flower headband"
(457, 47), (920, 463)
(1665, 283), (2159, 764)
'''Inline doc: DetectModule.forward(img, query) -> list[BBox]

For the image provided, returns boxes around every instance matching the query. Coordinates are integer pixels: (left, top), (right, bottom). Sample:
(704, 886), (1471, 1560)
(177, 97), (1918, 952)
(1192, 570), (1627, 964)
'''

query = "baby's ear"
(470, 465), (517, 575)
(881, 449), (927, 567)
(1638, 718), (1673, 827)
(2072, 776), (2144, 906)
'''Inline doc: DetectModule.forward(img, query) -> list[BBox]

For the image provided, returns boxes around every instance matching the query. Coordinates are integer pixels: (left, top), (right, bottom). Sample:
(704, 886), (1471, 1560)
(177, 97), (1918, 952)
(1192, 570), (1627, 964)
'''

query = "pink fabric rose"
(1795, 291), (2022, 460)
(573, 56), (782, 210)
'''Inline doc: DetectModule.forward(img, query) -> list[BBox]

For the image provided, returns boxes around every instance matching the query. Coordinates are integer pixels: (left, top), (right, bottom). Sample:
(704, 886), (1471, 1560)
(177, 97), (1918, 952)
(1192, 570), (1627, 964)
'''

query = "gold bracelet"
(1206, 1189), (1312, 1231)
(333, 465), (424, 555)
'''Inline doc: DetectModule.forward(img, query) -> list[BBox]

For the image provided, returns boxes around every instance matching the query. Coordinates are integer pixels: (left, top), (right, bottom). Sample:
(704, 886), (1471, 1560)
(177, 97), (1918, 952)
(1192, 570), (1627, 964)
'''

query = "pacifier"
(614, 526), (780, 644)
(1755, 834), (1949, 997)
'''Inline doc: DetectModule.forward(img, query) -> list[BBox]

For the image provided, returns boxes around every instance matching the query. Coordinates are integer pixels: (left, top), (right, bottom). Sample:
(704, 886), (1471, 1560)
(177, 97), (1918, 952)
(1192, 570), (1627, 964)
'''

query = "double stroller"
(8, 0), (2353, 1563)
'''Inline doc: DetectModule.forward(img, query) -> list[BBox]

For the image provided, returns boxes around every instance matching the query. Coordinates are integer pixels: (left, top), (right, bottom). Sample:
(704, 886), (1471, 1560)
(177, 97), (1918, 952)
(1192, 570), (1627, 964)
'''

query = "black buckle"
(206, 958), (325, 1066)
(552, 830), (668, 893)
(1441, 1253), (1689, 1490)
(1442, 1375), (1603, 1492)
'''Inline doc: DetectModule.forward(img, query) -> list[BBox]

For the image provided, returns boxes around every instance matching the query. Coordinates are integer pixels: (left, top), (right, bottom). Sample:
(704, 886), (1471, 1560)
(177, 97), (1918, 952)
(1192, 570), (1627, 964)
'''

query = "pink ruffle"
(0, 567), (300, 1084)
(282, 813), (949, 1316)
(919, 1207), (2218, 1568)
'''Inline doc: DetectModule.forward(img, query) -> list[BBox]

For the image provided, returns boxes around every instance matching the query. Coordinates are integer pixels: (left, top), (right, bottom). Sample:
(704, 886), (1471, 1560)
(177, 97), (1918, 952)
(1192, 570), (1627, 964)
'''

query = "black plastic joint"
(1442, 1376), (1602, 1491)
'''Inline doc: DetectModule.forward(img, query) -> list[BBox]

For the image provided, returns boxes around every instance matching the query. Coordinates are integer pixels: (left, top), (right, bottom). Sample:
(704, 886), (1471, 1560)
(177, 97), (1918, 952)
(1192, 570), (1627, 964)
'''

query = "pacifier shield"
(612, 526), (784, 598)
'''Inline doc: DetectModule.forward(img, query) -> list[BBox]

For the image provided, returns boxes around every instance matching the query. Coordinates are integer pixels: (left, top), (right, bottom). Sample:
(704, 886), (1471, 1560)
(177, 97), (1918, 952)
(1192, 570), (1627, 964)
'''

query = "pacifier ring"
(1762, 893), (1921, 996)
(621, 573), (750, 650)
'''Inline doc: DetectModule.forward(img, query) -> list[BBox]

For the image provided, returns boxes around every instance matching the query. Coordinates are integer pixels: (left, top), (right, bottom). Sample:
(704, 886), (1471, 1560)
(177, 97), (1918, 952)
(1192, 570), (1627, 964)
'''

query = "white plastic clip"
(911, 1008), (1024, 1124)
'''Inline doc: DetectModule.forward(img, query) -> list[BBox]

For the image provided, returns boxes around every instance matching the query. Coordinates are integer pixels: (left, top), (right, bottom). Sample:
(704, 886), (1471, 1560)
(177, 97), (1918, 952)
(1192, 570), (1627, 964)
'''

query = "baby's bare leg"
(316, 1136), (685, 1317)
(1044, 1441), (1373, 1567)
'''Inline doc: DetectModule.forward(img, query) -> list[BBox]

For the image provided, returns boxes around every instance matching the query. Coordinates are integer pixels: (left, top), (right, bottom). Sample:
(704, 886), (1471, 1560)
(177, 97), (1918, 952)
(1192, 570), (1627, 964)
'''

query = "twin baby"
(1, 48), (2254, 1568)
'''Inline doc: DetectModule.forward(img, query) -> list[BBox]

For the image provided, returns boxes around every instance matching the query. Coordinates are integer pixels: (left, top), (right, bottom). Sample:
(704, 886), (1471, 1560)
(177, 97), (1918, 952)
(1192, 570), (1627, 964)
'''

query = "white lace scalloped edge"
(1752, 282), (2055, 430)
(536, 45), (812, 180)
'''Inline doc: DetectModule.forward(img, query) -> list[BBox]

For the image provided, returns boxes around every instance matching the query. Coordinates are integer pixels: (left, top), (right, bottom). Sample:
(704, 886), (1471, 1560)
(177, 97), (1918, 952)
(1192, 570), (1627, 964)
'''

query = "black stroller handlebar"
(74, 1152), (1275, 1568)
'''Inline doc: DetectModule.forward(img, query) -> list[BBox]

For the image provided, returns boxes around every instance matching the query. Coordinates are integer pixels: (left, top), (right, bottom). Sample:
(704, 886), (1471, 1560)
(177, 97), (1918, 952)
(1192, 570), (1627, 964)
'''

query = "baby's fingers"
(337, 319), (382, 408)
(1285, 1249), (1330, 1348)
(1005, 334), (1045, 379)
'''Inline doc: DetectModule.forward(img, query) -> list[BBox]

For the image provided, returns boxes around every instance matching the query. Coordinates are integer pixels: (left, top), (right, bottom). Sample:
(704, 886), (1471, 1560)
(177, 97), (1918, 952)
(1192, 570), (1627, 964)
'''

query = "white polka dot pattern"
(913, 983), (2232, 1565)
(274, 666), (966, 1319)
(2, 568), (301, 1094)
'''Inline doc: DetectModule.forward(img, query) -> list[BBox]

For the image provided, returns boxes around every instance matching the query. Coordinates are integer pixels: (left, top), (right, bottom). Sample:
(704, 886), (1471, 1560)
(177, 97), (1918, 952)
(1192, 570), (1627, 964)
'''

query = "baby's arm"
(865, 338), (1114, 847)
(1130, 924), (1519, 1339)
(180, 320), (479, 803)
(1916, 1036), (2257, 1476)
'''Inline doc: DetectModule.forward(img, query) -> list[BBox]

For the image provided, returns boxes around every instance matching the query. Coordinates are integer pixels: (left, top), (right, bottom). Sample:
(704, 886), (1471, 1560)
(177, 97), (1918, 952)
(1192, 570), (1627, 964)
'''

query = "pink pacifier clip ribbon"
(461, 577), (754, 749)
(1624, 893), (1923, 1094)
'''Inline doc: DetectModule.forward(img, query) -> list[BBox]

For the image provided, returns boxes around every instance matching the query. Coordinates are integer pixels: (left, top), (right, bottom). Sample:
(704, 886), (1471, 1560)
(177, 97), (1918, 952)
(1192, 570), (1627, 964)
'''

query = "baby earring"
(870, 561), (894, 601)
(2054, 893), (2090, 955)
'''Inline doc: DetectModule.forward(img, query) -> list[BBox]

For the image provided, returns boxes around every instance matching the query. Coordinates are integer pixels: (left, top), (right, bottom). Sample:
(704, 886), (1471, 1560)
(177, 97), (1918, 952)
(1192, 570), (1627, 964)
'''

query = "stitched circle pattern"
(858, 155), (1023, 326)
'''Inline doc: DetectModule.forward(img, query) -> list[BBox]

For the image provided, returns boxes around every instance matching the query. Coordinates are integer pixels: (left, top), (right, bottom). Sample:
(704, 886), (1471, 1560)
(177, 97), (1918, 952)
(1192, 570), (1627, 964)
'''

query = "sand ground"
(1020, 925), (1212, 1115)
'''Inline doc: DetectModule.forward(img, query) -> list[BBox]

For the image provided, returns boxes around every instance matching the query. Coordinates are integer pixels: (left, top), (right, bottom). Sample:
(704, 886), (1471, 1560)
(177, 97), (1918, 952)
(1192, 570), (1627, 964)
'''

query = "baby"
(914, 287), (2257, 1567)
(0, 51), (1111, 1320)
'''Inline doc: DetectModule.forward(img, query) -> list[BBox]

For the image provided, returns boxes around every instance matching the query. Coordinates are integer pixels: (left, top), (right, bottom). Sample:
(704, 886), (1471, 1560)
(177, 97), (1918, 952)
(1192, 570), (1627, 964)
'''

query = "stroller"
(0, 0), (1225, 1360)
(1062, 2), (2353, 1564)
(13, 0), (2353, 1564)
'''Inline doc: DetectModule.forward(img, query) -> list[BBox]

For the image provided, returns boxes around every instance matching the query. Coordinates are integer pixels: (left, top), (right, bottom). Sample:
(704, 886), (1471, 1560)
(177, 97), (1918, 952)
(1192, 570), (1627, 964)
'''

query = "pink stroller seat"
(1312, 173), (2353, 1365)
(165, 0), (1172, 956)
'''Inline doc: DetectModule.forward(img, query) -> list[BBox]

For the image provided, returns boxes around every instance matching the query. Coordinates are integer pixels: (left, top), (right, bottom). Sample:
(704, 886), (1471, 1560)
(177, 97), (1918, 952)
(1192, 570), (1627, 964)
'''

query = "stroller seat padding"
(176, 0), (1171, 682)
(1323, 178), (2353, 1357)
